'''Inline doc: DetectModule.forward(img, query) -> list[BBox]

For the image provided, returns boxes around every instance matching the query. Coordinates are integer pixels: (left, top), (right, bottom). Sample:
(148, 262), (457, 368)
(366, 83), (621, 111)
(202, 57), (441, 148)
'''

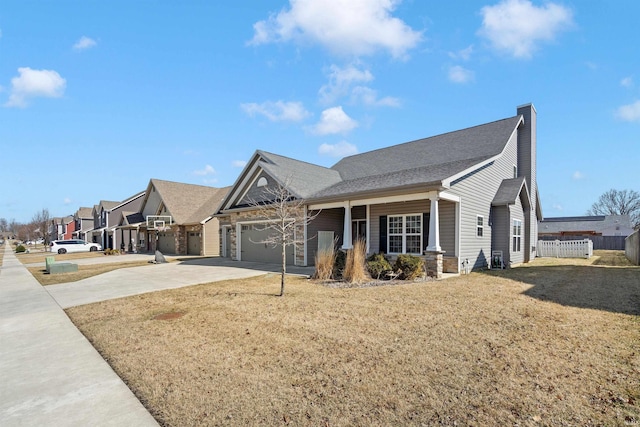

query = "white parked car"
(50, 239), (102, 254)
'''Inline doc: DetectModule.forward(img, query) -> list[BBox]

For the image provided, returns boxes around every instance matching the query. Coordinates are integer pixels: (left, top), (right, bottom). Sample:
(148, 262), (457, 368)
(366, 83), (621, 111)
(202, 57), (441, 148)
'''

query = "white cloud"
(73, 36), (97, 51)
(552, 203), (563, 211)
(318, 141), (358, 157)
(319, 63), (374, 104)
(310, 106), (358, 135)
(248, 0), (423, 59)
(351, 86), (400, 107)
(241, 100), (310, 122)
(572, 171), (585, 180)
(63, 197), (72, 205)
(193, 165), (216, 176)
(621, 76), (634, 88)
(4, 67), (66, 108)
(478, 0), (573, 59)
(585, 61), (598, 71)
(232, 160), (247, 168)
(448, 65), (475, 84)
(448, 45), (474, 61)
(319, 64), (399, 107)
(616, 100), (640, 122)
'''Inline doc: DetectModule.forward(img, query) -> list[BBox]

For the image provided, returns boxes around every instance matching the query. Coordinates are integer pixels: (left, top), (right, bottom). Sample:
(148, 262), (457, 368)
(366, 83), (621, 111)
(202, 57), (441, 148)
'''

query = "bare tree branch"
(31, 208), (52, 246)
(246, 176), (320, 296)
(586, 189), (640, 229)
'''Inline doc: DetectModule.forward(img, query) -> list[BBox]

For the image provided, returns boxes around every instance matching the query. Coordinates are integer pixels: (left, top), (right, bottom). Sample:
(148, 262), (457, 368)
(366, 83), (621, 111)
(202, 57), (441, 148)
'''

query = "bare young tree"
(247, 177), (320, 296)
(31, 208), (52, 246)
(9, 219), (21, 238)
(586, 189), (640, 229)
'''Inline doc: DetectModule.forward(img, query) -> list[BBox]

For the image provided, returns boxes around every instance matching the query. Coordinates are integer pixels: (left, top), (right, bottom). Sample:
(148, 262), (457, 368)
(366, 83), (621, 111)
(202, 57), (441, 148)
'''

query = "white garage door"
(240, 224), (294, 264)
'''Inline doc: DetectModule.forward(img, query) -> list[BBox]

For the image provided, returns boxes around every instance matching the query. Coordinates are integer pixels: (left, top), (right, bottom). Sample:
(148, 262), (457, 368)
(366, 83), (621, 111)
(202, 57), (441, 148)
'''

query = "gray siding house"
(72, 207), (94, 241)
(88, 192), (145, 250)
(217, 104), (543, 275)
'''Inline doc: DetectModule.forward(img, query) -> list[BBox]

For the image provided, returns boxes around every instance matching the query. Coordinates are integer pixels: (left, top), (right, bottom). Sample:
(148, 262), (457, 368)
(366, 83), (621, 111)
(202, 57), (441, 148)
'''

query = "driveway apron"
(0, 245), (159, 427)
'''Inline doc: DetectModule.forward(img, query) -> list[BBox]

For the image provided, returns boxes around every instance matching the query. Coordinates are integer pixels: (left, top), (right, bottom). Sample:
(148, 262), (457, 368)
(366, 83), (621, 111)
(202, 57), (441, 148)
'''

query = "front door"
(352, 220), (366, 244)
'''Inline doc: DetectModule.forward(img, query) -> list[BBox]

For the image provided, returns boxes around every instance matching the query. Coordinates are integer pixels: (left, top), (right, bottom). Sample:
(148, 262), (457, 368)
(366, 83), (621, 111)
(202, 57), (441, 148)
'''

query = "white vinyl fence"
(537, 239), (593, 259)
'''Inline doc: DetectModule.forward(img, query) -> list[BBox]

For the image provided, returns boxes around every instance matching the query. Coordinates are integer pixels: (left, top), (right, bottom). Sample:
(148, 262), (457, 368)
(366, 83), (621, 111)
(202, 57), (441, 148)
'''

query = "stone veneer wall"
(424, 251), (444, 279)
(174, 226), (185, 255)
(174, 224), (203, 255)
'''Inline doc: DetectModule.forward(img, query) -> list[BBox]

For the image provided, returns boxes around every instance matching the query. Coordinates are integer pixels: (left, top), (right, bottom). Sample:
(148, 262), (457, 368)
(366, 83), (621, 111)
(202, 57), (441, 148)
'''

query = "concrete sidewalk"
(0, 245), (159, 427)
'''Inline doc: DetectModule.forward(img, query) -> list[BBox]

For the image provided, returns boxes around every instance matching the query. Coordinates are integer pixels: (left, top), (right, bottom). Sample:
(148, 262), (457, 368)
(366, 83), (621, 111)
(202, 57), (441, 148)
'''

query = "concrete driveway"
(46, 256), (315, 308)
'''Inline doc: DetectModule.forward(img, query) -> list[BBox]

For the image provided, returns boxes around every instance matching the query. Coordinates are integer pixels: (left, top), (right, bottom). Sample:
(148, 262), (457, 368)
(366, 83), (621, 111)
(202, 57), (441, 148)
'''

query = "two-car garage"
(239, 223), (294, 264)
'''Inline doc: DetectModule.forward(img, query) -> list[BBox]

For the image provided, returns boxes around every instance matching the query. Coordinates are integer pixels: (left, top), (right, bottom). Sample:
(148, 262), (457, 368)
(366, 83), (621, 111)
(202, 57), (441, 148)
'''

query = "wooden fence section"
(537, 239), (593, 259)
(538, 235), (626, 250)
(625, 231), (640, 265)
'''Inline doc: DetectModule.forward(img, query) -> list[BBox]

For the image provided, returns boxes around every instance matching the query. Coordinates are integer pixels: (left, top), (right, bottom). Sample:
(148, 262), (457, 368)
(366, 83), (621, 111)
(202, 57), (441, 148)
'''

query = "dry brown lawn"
(15, 250), (107, 265)
(16, 249), (153, 286)
(67, 251), (640, 426)
(28, 261), (154, 286)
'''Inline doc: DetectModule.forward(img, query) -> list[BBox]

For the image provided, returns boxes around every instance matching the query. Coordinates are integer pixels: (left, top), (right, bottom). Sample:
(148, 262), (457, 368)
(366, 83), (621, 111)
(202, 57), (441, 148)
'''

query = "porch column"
(342, 201), (352, 250)
(427, 196), (441, 252)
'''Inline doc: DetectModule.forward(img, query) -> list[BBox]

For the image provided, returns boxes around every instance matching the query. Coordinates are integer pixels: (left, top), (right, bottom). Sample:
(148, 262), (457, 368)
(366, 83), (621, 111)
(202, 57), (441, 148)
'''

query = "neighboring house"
(88, 192), (145, 250)
(539, 215), (635, 237)
(116, 211), (146, 252)
(72, 207), (94, 241)
(49, 217), (66, 242)
(123, 179), (230, 255)
(62, 216), (75, 240)
(88, 201), (119, 247)
(216, 104), (543, 275)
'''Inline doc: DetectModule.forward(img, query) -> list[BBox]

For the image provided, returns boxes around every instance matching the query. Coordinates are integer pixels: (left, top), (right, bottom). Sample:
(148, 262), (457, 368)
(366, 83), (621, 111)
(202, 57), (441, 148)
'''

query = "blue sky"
(1, 0), (638, 223)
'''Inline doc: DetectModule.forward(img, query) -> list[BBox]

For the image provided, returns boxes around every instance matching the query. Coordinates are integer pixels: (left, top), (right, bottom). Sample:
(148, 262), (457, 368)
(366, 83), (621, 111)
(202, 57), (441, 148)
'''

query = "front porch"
(307, 190), (461, 278)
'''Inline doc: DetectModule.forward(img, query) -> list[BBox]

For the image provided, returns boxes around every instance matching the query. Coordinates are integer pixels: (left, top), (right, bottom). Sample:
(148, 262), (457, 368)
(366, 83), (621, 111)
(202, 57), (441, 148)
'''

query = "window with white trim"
(513, 219), (522, 252)
(388, 214), (422, 254)
(476, 215), (484, 237)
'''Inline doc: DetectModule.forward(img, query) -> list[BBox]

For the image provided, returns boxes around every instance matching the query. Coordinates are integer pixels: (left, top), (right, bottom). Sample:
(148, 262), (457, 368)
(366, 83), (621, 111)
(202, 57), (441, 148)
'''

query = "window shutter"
(423, 213), (430, 252)
(379, 216), (387, 253)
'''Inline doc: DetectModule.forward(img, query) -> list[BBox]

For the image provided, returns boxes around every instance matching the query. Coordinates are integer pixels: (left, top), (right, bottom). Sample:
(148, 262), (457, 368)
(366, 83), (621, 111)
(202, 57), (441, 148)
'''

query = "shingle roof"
(256, 151), (342, 199)
(331, 116), (521, 181)
(222, 113), (524, 210)
(150, 179), (231, 224)
(121, 211), (145, 226)
(539, 215), (633, 234)
(250, 116), (522, 203)
(492, 177), (528, 206)
(76, 207), (93, 218)
(99, 200), (120, 211)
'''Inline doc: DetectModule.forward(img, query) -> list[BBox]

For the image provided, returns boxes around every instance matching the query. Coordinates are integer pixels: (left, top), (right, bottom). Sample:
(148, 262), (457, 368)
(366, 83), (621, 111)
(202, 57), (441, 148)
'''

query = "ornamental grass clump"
(313, 246), (336, 281)
(343, 239), (369, 284)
